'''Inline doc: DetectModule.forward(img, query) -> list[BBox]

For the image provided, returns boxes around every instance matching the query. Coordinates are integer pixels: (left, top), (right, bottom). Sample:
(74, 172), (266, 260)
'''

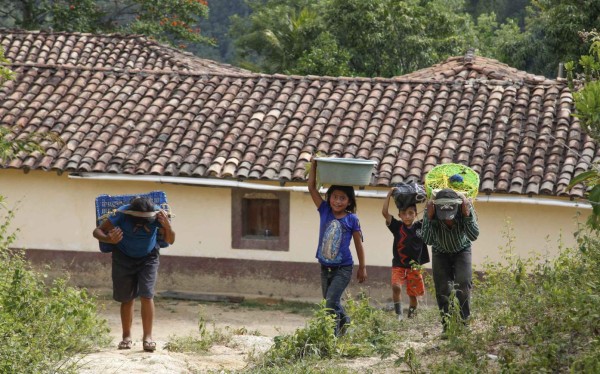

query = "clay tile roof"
(0, 28), (250, 75)
(1, 32), (598, 199)
(399, 49), (556, 86)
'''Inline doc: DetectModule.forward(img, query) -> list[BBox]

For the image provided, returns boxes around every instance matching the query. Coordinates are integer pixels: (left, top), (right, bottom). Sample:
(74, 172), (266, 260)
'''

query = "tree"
(566, 30), (600, 232)
(470, 12), (528, 69)
(0, 0), (213, 47)
(125, 0), (212, 47)
(230, 0), (344, 75)
(190, 0), (250, 62)
(465, 0), (529, 25)
(515, 0), (600, 77)
(231, 0), (475, 77)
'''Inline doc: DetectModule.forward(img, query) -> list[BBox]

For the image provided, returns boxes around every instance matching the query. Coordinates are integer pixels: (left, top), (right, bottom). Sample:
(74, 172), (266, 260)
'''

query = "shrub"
(257, 301), (338, 367)
(0, 201), (110, 373)
(429, 222), (600, 372)
(251, 295), (402, 371)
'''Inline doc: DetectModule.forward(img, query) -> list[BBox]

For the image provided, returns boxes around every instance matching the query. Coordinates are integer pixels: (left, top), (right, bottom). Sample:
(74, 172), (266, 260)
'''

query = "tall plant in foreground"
(429, 222), (600, 372)
(565, 29), (600, 232)
(1, 49), (65, 163)
(0, 47), (14, 82)
(251, 296), (401, 371)
(0, 201), (110, 372)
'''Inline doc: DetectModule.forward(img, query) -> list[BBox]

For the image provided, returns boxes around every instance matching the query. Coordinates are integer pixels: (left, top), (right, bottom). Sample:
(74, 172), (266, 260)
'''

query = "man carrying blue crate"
(93, 196), (175, 352)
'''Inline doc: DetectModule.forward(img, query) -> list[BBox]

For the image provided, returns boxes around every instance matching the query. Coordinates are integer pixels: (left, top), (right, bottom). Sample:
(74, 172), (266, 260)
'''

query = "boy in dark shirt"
(382, 188), (430, 320)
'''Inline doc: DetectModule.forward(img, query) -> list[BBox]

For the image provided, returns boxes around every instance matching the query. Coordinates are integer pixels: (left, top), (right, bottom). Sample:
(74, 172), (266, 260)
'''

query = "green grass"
(242, 358), (357, 374)
(164, 312), (233, 354)
(246, 296), (405, 372)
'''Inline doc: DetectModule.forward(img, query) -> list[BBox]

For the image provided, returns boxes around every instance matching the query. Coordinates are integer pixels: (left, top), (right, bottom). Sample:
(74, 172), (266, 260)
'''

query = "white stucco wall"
(1, 170), (590, 269)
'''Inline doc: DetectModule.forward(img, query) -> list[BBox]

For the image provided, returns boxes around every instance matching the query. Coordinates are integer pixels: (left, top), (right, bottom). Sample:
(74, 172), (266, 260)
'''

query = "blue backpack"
(95, 191), (171, 253)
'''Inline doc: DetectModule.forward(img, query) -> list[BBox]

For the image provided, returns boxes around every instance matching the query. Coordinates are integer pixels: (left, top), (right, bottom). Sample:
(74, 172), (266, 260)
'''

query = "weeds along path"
(77, 293), (447, 373)
(77, 294), (312, 373)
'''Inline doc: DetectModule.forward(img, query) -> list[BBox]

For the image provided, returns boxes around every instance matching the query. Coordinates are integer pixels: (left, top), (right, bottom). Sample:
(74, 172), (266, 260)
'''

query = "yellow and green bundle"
(425, 163), (479, 199)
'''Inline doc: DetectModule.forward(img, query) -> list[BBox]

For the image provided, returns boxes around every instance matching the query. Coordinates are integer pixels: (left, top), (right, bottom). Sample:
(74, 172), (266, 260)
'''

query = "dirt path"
(76, 295), (311, 373)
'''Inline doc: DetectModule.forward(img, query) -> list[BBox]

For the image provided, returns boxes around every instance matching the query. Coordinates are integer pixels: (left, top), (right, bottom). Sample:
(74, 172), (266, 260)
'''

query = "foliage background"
(1, 0), (600, 78)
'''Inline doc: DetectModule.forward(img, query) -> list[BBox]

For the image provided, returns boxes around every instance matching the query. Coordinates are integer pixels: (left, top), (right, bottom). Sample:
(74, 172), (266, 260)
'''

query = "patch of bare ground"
(76, 291), (451, 373)
(76, 293), (312, 373)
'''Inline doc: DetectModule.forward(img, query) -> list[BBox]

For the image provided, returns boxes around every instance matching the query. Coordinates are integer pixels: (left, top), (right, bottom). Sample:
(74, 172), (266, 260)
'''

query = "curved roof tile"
(0, 28), (250, 75)
(0, 30), (598, 199)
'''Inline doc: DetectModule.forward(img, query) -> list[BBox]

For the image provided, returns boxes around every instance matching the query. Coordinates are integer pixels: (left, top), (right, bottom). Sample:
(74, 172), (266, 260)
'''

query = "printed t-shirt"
(315, 201), (361, 266)
(387, 217), (429, 267)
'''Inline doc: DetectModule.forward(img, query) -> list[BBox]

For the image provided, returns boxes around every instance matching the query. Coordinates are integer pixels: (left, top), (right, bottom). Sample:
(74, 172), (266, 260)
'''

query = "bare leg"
(140, 296), (154, 342)
(392, 284), (402, 304)
(392, 284), (403, 317)
(120, 300), (134, 341)
(409, 295), (418, 308)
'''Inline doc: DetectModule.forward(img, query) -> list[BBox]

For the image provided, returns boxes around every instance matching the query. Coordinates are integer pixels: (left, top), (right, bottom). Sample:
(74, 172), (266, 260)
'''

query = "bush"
(0, 202), (110, 373)
(250, 295), (402, 371)
(429, 223), (600, 372)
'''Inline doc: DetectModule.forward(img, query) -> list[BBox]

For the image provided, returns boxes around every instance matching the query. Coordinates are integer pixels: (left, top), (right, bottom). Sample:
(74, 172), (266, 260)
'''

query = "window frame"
(231, 189), (290, 251)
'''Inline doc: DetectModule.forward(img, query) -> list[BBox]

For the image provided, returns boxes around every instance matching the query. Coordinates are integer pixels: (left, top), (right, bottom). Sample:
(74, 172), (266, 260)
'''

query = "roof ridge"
(0, 27), (150, 42)
(0, 28), (184, 63)
(397, 50), (559, 86)
(0, 28), (252, 75)
(2, 61), (568, 88)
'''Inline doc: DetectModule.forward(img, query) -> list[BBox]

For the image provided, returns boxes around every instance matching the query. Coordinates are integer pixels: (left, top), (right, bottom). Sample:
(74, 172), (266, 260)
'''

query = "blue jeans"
(432, 249), (472, 323)
(320, 265), (352, 335)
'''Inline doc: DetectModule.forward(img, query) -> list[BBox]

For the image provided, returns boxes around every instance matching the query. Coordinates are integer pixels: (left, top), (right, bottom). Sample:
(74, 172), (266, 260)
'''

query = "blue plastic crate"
(95, 191), (171, 253)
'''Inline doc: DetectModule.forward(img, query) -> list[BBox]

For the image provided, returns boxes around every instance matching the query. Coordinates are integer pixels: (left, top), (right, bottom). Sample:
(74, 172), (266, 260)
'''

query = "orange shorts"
(391, 267), (425, 297)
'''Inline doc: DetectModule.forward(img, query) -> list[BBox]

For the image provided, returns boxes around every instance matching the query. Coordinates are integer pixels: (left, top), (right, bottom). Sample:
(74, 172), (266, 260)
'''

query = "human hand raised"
(106, 227), (123, 244)
(156, 210), (171, 228)
(459, 193), (472, 216)
(426, 200), (435, 219)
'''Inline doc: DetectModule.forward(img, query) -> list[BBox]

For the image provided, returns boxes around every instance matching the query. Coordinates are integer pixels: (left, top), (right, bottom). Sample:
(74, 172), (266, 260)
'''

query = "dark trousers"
(320, 265), (353, 334)
(432, 249), (472, 322)
(112, 248), (160, 302)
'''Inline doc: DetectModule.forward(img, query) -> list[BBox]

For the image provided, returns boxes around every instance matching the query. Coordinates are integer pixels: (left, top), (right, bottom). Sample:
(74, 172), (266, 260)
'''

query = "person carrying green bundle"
(422, 188), (479, 336)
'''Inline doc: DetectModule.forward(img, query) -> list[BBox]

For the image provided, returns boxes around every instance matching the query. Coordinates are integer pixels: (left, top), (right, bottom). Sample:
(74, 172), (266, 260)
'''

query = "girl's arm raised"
(307, 159), (324, 208)
(353, 231), (367, 283)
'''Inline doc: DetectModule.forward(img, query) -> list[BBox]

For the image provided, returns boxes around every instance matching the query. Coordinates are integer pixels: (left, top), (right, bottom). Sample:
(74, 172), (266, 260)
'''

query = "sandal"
(118, 340), (132, 350)
(143, 340), (156, 352)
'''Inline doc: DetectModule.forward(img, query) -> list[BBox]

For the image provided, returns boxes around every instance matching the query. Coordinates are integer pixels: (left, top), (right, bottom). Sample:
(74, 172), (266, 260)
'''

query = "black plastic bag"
(391, 182), (426, 210)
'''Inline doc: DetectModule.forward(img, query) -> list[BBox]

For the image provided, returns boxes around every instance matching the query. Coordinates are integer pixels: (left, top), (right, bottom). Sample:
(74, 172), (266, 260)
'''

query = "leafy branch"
(565, 29), (600, 232)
